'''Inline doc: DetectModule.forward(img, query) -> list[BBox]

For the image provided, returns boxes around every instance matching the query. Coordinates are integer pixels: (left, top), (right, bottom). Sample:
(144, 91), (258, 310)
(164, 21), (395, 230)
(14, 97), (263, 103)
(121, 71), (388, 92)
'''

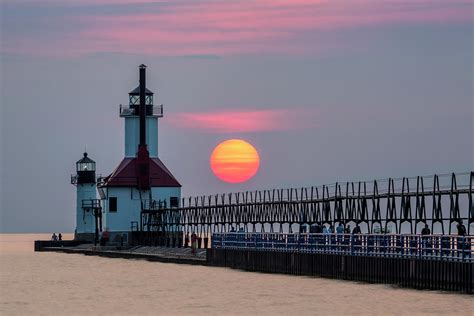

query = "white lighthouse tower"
(123, 79), (159, 158)
(72, 152), (100, 241)
(99, 65), (181, 243)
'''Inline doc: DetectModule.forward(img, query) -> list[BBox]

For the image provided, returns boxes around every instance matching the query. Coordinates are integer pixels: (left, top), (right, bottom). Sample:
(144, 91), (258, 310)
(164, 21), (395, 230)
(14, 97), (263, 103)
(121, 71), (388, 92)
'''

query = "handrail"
(119, 104), (163, 117)
(71, 174), (102, 185)
(211, 232), (473, 262)
(81, 199), (101, 208)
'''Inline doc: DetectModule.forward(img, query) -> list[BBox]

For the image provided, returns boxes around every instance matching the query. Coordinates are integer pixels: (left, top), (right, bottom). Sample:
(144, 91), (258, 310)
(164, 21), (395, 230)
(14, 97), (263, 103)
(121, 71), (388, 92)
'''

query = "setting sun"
(210, 139), (260, 183)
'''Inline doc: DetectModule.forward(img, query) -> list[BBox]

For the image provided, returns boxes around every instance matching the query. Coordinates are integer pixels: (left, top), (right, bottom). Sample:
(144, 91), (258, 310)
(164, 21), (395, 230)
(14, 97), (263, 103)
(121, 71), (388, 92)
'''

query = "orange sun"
(210, 139), (260, 183)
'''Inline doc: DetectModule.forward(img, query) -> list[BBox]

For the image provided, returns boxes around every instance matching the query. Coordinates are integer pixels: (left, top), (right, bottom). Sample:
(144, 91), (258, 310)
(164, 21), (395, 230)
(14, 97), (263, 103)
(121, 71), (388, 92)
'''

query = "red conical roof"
(100, 157), (181, 187)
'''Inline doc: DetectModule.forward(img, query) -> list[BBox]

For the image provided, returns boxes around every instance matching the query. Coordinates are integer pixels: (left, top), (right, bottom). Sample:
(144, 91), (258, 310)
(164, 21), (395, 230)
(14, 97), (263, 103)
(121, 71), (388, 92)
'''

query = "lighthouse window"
(129, 95), (139, 106)
(146, 95), (153, 105)
(109, 197), (117, 213)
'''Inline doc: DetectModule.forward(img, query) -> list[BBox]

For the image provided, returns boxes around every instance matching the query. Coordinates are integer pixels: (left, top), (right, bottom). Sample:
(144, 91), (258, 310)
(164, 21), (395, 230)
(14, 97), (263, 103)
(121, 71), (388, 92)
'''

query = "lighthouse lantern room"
(71, 152), (100, 241)
(120, 64), (163, 158)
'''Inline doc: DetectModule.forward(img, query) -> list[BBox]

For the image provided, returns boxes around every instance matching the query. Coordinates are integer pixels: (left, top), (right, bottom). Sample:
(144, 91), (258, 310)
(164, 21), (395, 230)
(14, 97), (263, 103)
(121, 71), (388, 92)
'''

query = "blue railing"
(211, 233), (473, 262)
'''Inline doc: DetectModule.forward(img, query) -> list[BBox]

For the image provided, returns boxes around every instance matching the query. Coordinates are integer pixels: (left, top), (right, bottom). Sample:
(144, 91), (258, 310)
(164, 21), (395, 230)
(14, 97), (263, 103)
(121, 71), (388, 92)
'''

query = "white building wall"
(76, 183), (97, 234)
(124, 116), (158, 157)
(103, 186), (181, 233)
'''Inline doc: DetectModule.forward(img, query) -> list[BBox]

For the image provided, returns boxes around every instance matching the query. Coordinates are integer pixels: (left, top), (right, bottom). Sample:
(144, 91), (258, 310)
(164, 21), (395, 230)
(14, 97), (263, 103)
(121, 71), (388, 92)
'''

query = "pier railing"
(211, 232), (473, 262)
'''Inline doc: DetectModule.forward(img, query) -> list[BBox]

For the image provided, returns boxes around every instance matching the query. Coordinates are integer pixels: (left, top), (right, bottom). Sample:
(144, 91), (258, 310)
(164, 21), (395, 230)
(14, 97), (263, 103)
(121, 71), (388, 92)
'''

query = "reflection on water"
(0, 234), (472, 315)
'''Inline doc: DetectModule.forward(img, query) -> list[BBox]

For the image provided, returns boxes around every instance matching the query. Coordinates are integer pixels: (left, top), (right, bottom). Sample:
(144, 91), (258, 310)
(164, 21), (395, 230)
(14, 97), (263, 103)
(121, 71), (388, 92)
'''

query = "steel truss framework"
(138, 172), (474, 245)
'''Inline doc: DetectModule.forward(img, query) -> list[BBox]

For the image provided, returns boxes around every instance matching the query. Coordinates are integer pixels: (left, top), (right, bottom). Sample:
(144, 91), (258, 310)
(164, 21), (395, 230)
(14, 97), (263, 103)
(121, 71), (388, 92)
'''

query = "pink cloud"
(2, 0), (472, 56)
(166, 108), (318, 133)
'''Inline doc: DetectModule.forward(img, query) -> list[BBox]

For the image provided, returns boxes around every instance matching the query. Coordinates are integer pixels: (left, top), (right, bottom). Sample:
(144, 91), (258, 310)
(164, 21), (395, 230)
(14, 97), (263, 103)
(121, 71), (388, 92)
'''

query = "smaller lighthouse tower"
(71, 152), (100, 241)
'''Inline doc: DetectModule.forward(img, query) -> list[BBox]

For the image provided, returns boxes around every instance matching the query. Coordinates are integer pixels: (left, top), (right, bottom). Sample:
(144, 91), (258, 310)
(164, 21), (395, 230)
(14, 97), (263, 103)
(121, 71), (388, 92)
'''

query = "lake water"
(1, 234), (472, 315)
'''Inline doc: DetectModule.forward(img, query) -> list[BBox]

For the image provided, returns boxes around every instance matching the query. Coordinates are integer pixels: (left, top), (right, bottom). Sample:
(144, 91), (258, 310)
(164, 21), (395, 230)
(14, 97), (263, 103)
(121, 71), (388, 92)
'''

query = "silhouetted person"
(51, 233), (58, 242)
(456, 221), (467, 256)
(323, 225), (331, 247)
(185, 232), (190, 248)
(191, 232), (197, 255)
(336, 223), (344, 234)
(312, 224), (323, 248)
(343, 224), (351, 247)
(351, 224), (362, 251)
(323, 224), (330, 235)
(336, 223), (344, 248)
(421, 224), (430, 235)
(103, 230), (109, 243)
(58, 233), (62, 241)
(352, 224), (361, 235)
(457, 221), (467, 236)
(420, 224), (431, 254)
(344, 224), (351, 234)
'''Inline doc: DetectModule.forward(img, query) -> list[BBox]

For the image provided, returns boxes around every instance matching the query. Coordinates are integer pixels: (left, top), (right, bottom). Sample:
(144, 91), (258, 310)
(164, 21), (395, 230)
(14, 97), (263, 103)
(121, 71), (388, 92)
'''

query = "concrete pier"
(35, 241), (207, 265)
(35, 239), (473, 294)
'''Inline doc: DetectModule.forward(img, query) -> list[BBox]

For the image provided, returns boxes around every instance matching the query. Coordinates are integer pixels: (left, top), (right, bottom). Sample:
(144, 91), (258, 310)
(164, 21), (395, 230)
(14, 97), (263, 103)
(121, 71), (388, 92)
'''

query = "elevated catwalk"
(137, 172), (473, 247)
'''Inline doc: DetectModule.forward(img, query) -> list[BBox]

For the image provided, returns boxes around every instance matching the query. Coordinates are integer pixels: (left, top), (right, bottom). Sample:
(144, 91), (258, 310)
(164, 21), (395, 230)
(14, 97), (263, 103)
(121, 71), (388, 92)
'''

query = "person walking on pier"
(457, 221), (466, 236)
(323, 225), (329, 235)
(336, 223), (344, 250)
(344, 224), (351, 234)
(323, 225), (331, 249)
(343, 224), (351, 247)
(456, 221), (467, 257)
(421, 224), (430, 235)
(336, 223), (344, 235)
(185, 232), (190, 248)
(191, 232), (197, 255)
(421, 224), (431, 255)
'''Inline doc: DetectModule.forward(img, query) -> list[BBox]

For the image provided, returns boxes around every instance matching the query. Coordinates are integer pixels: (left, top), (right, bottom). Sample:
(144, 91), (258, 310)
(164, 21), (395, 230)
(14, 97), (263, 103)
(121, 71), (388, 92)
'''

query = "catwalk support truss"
(138, 172), (473, 245)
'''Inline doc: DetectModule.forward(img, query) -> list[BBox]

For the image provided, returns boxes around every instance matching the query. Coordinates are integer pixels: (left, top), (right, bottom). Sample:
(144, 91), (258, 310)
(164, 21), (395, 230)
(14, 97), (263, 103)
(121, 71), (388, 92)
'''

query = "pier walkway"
(208, 232), (473, 293)
(36, 233), (473, 293)
(36, 242), (207, 264)
(212, 232), (473, 262)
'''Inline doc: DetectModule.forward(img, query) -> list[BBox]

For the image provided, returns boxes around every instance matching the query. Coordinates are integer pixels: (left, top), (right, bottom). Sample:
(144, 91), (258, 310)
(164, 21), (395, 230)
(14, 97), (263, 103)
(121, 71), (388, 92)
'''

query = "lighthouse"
(97, 65), (181, 243)
(71, 152), (100, 241)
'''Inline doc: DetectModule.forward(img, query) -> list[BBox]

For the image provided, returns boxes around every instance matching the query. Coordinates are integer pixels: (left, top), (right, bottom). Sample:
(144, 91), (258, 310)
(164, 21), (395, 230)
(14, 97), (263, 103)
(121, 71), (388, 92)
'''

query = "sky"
(0, 0), (473, 232)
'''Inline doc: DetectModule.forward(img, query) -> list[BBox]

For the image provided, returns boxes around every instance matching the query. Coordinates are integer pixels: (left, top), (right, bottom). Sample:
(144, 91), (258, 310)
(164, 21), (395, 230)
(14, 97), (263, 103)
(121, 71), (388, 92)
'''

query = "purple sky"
(0, 0), (472, 232)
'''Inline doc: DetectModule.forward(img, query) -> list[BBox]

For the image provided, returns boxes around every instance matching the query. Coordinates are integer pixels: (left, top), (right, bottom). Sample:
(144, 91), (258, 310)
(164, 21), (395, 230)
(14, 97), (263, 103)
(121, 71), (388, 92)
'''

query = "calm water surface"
(1, 234), (472, 315)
